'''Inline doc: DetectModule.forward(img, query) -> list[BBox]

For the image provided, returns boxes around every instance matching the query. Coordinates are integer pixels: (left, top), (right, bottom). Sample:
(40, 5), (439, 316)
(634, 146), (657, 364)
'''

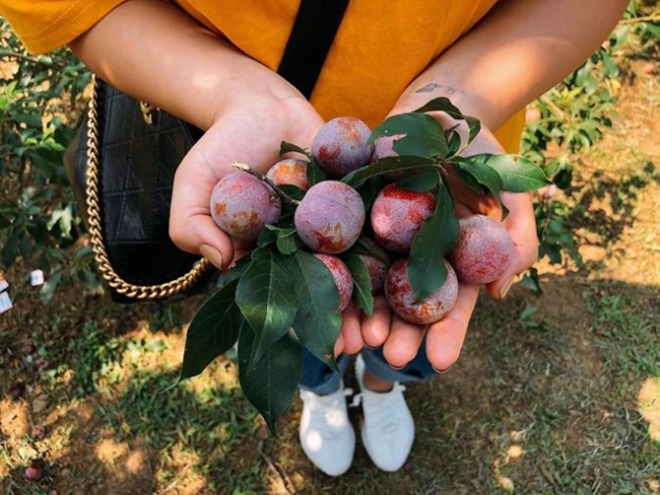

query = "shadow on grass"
(2, 270), (657, 495)
(565, 160), (658, 270)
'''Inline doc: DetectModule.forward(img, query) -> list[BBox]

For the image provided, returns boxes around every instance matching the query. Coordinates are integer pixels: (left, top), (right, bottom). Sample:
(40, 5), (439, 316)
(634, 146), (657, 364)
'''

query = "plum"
(359, 254), (389, 294)
(356, 236), (390, 294)
(265, 158), (309, 190)
(312, 116), (373, 178)
(210, 170), (281, 242)
(385, 258), (458, 324)
(370, 183), (435, 253)
(24, 463), (42, 482)
(448, 214), (515, 284)
(373, 133), (407, 181)
(373, 134), (405, 160)
(314, 254), (354, 311)
(294, 181), (365, 254)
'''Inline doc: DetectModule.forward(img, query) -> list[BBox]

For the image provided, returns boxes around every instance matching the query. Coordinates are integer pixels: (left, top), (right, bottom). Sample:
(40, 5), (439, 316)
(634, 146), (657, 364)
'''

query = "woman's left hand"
(339, 123), (539, 371)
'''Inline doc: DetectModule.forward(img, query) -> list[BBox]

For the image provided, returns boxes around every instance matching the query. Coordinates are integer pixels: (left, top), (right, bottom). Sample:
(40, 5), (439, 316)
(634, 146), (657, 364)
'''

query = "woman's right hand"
(169, 92), (325, 271)
(67, 0), (326, 270)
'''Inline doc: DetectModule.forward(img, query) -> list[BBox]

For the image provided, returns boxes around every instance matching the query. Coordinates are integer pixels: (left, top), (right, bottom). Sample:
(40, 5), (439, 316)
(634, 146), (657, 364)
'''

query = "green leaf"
(256, 226), (278, 248)
(235, 250), (298, 366)
(601, 51), (618, 77)
(275, 227), (302, 255)
(342, 156), (437, 188)
(47, 205), (73, 238)
(290, 251), (342, 371)
(340, 252), (374, 315)
(368, 113), (449, 157)
(469, 154), (550, 192)
(279, 141), (311, 159)
(279, 140), (325, 186)
(447, 129), (462, 156)
(355, 175), (388, 212)
(306, 157), (327, 187)
(0, 213), (10, 229)
(395, 169), (440, 192)
(278, 184), (306, 202)
(454, 156), (502, 199)
(221, 254), (252, 286)
(452, 165), (485, 194)
(519, 268), (543, 296)
(238, 328), (302, 434)
(351, 236), (391, 264)
(1, 231), (19, 268)
(259, 220), (299, 249)
(407, 182), (459, 301)
(40, 271), (61, 303)
(179, 280), (242, 381)
(453, 156), (508, 219)
(413, 97), (481, 144)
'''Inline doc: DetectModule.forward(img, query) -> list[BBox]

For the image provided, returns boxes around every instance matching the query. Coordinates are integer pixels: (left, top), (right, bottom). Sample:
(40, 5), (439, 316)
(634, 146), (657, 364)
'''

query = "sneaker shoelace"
(351, 383), (407, 433)
(302, 388), (353, 439)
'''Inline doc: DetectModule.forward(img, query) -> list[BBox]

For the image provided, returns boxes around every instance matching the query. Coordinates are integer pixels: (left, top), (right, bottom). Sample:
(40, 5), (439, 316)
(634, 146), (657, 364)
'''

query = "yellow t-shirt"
(0, 0), (524, 151)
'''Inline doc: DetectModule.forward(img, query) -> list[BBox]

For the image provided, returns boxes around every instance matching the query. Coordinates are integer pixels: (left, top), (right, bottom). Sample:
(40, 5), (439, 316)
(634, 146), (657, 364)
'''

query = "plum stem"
(231, 162), (301, 205)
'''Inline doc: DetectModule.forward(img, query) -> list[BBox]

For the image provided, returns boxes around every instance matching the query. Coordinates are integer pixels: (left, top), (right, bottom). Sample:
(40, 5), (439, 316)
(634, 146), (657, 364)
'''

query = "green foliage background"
(0, 20), (97, 301)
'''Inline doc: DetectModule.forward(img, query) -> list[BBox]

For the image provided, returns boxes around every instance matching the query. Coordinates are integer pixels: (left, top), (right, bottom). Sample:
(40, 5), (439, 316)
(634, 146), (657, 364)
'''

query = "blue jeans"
(299, 339), (438, 395)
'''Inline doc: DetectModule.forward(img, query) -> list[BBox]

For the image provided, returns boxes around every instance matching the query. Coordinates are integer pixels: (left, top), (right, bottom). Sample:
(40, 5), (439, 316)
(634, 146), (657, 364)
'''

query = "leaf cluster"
(181, 97), (549, 431)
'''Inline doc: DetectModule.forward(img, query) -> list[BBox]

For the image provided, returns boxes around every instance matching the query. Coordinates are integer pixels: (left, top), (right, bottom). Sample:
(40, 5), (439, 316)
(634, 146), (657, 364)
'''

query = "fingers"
(382, 316), (426, 369)
(333, 334), (345, 357)
(359, 284), (479, 372)
(486, 191), (539, 299)
(339, 303), (364, 355)
(360, 295), (392, 349)
(360, 295), (427, 369)
(425, 282), (479, 371)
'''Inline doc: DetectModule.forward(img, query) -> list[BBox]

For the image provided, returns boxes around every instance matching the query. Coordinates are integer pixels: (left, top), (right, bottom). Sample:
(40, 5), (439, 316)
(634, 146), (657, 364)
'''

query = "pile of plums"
(210, 116), (514, 325)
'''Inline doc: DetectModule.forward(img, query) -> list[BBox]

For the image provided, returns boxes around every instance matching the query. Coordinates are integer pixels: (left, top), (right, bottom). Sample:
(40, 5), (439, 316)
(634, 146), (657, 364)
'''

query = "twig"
(257, 446), (297, 494)
(231, 162), (301, 205)
(618, 14), (660, 25)
(0, 49), (66, 71)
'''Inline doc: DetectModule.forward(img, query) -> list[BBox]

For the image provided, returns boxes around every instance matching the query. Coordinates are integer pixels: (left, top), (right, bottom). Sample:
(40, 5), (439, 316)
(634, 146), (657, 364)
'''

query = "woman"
(0, 0), (628, 475)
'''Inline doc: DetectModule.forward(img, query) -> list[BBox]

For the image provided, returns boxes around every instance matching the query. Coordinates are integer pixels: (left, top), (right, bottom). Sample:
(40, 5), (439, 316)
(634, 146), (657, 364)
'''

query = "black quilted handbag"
(64, 0), (349, 303)
(64, 79), (213, 302)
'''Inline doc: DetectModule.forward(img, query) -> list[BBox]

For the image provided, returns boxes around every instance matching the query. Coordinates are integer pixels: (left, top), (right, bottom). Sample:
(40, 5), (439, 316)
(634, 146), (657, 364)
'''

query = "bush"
(0, 19), (96, 300)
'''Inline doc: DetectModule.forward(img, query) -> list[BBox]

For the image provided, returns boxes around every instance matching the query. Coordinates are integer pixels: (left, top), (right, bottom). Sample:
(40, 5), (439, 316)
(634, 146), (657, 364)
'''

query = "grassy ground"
(1, 30), (659, 495)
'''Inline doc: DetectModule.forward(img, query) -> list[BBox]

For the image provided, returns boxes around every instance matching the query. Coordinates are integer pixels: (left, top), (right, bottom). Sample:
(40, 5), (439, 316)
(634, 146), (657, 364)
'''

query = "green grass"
(2, 152), (658, 495)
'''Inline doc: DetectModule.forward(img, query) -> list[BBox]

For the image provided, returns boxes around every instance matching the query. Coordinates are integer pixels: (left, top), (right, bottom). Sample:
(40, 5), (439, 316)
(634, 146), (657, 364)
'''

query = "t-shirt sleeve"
(0, 0), (126, 54)
(494, 109), (526, 154)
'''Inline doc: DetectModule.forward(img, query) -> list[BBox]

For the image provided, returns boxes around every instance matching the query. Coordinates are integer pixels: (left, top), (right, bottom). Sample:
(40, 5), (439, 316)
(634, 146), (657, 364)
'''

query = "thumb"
(485, 191), (538, 299)
(169, 148), (236, 271)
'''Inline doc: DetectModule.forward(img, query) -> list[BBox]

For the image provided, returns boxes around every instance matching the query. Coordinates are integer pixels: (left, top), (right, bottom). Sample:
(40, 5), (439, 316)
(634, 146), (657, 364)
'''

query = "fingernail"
(390, 362), (409, 371)
(499, 277), (515, 299)
(200, 245), (225, 271)
(432, 366), (449, 374)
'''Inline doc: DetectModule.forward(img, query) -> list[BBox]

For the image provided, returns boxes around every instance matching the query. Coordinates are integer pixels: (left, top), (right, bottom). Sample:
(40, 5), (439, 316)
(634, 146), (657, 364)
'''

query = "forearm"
(69, 0), (299, 131)
(396, 0), (629, 129)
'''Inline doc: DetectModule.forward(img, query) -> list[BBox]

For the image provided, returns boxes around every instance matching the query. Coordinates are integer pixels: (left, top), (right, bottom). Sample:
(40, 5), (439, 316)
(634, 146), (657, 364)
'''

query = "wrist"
(392, 76), (497, 131)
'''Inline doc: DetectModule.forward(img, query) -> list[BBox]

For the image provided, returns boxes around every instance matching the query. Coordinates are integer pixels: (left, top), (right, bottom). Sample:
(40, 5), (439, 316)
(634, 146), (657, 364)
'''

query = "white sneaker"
(299, 382), (355, 476)
(353, 354), (415, 472)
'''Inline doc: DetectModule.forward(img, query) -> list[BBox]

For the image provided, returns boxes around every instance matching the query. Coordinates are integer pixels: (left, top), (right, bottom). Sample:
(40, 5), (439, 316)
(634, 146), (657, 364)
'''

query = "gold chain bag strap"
(80, 76), (212, 301)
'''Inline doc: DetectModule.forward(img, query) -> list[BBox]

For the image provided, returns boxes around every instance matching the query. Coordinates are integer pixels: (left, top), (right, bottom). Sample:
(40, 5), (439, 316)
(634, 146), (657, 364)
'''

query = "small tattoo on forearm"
(416, 83), (464, 95)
